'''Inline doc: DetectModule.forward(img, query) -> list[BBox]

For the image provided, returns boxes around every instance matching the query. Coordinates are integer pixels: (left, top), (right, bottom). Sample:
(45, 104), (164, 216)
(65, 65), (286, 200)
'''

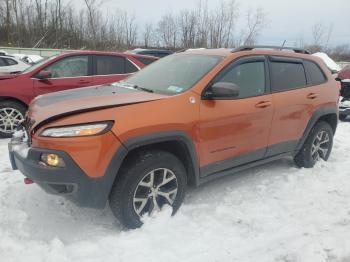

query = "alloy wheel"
(0, 108), (24, 134)
(133, 168), (178, 217)
(311, 130), (330, 162)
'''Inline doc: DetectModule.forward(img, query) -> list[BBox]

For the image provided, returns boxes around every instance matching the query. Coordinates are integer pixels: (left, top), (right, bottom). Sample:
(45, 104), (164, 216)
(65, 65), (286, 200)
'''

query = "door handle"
(255, 101), (272, 108)
(78, 80), (91, 84)
(307, 93), (318, 99)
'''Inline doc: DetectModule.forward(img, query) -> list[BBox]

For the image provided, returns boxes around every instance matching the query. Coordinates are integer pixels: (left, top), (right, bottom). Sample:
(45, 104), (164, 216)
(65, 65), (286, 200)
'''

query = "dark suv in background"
(126, 48), (173, 58)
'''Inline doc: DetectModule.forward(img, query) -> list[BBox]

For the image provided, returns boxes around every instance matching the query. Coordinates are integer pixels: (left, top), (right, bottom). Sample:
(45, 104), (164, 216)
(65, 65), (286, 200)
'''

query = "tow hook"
(24, 178), (34, 184)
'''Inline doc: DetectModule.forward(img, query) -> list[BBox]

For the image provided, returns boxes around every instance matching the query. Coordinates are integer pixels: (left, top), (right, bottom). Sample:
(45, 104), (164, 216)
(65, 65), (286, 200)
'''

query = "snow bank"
(1, 123), (350, 262)
(312, 52), (341, 72)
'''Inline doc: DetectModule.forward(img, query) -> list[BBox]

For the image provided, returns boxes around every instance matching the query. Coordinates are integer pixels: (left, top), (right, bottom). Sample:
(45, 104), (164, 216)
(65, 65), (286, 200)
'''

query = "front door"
(33, 55), (93, 96)
(199, 56), (273, 176)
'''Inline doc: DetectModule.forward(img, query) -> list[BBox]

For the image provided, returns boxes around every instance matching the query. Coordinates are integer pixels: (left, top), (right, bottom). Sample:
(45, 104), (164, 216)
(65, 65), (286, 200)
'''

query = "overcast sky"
(80, 0), (349, 46)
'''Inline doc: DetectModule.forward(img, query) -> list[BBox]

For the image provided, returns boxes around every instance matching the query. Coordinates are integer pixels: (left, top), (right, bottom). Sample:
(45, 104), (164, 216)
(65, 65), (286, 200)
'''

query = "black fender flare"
(98, 131), (200, 207)
(296, 106), (338, 151)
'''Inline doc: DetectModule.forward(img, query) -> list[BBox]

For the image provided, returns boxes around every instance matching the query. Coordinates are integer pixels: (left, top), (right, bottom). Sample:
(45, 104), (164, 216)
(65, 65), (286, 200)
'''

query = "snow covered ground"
(1, 123), (350, 262)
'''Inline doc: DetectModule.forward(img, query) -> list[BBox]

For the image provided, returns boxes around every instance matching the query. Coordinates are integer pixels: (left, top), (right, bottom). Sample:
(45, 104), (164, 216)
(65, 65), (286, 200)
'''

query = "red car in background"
(0, 51), (158, 137)
(338, 65), (350, 121)
(338, 65), (350, 81)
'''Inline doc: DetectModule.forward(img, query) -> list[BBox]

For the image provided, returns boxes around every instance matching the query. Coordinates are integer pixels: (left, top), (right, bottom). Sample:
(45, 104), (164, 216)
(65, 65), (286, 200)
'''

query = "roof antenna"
(280, 40), (286, 50)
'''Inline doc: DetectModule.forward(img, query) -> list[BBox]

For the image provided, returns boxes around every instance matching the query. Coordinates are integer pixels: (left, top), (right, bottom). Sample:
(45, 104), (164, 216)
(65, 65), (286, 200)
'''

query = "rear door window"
(96, 55), (125, 75)
(270, 61), (307, 92)
(304, 60), (327, 85)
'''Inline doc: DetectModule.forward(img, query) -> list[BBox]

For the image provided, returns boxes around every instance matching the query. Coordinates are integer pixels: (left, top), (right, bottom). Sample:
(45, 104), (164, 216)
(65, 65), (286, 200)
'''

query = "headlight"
(41, 122), (113, 137)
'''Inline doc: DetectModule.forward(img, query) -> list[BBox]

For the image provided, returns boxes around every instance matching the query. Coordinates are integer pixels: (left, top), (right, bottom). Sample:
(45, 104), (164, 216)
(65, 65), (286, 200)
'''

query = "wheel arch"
(296, 106), (338, 151)
(0, 96), (28, 109)
(103, 131), (200, 202)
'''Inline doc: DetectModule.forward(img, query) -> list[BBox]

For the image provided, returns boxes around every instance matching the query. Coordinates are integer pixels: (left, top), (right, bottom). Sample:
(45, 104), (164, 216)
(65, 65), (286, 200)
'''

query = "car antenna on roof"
(280, 40), (286, 50)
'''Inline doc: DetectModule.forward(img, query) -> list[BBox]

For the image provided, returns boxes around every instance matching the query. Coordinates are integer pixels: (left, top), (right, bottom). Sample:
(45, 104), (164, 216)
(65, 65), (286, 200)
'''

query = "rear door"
(266, 56), (320, 156)
(199, 56), (274, 176)
(33, 55), (93, 96)
(93, 55), (139, 85)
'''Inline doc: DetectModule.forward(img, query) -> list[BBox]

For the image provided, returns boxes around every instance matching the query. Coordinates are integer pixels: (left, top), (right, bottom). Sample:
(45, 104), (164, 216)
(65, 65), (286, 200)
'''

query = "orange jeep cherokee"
(8, 46), (339, 229)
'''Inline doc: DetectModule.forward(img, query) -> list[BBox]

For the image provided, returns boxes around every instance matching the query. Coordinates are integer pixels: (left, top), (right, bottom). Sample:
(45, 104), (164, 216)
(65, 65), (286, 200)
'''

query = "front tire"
(0, 101), (27, 138)
(294, 121), (333, 168)
(109, 150), (187, 229)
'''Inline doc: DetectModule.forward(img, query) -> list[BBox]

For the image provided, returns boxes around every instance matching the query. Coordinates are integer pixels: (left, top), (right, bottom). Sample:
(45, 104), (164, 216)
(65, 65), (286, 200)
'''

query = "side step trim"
(198, 152), (292, 186)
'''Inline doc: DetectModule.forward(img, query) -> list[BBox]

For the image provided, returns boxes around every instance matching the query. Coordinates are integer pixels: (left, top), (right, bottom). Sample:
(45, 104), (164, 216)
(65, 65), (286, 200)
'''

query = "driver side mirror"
(36, 70), (52, 80)
(203, 82), (240, 100)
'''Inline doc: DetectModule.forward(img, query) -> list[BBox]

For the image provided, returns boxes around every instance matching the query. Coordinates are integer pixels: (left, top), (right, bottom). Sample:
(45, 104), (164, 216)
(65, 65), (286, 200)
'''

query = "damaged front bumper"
(8, 128), (109, 208)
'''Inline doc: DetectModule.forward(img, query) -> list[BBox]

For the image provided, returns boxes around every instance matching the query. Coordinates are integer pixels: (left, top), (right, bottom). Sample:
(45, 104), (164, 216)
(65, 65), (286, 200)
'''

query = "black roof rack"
(233, 45), (311, 54)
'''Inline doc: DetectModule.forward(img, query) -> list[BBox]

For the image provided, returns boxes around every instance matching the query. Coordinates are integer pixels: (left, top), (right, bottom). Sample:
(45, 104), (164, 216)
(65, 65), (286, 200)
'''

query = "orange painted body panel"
(32, 131), (122, 178)
(198, 95), (273, 166)
(28, 86), (167, 132)
(268, 84), (338, 146)
(28, 48), (339, 180)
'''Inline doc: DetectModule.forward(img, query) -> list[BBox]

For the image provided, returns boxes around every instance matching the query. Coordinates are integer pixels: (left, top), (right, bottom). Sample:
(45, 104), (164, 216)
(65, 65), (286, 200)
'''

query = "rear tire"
(0, 101), (27, 138)
(109, 150), (187, 229)
(294, 121), (333, 168)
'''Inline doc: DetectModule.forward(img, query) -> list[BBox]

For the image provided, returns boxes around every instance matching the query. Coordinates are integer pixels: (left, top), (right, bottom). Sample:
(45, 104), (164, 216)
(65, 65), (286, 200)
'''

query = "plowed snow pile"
(1, 123), (350, 262)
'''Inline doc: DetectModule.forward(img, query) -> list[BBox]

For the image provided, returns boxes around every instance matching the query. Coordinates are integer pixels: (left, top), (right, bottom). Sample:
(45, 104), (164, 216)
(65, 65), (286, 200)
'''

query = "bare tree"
(208, 0), (239, 48)
(157, 13), (178, 48)
(195, 0), (209, 48)
(124, 12), (138, 48)
(178, 10), (197, 48)
(0, 0), (300, 54)
(308, 22), (334, 53)
(311, 22), (326, 47)
(143, 22), (154, 48)
(5, 0), (11, 45)
(241, 7), (268, 46)
(83, 0), (100, 47)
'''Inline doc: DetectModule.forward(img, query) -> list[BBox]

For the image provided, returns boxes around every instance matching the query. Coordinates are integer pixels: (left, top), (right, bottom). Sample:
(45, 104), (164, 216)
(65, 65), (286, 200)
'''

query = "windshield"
(120, 54), (222, 95)
(21, 55), (58, 74)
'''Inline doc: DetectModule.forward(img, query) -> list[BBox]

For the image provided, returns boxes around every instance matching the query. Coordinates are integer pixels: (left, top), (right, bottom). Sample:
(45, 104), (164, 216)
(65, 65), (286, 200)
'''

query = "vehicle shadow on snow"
(185, 158), (296, 204)
(14, 157), (297, 241)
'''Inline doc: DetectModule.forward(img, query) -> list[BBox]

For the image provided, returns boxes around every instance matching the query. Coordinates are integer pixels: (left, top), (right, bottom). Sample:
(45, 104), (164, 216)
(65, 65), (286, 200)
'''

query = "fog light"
(41, 153), (65, 168)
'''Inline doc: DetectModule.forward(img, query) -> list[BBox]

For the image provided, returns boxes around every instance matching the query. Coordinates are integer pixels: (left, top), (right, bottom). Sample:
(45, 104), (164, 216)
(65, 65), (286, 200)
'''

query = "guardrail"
(0, 46), (78, 57)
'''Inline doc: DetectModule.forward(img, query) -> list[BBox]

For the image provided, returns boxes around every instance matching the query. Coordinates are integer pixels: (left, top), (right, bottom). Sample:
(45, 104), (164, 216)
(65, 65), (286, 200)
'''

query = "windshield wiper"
(133, 85), (154, 93)
(117, 81), (154, 93)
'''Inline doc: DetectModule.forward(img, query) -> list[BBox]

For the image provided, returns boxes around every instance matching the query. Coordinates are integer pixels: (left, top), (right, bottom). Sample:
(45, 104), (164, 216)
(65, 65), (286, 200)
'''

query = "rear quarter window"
(271, 62), (307, 92)
(304, 60), (327, 85)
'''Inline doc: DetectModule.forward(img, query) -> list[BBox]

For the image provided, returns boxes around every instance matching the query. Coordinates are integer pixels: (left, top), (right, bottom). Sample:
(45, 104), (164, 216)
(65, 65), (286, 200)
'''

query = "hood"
(27, 83), (167, 131)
